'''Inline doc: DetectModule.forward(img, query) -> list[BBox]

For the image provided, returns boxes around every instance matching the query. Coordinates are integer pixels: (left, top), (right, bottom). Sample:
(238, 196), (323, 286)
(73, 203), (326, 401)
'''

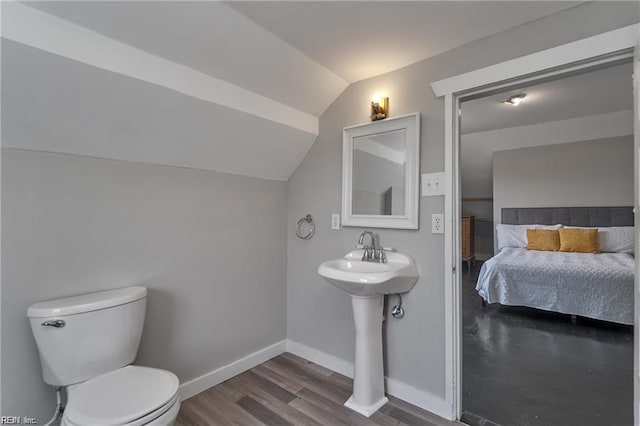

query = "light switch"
(422, 172), (445, 196)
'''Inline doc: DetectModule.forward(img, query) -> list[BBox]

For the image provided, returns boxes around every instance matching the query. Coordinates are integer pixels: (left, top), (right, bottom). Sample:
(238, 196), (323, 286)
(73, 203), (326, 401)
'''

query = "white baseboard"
(386, 376), (452, 420)
(179, 339), (451, 420)
(286, 340), (353, 377)
(286, 340), (451, 420)
(178, 339), (287, 400)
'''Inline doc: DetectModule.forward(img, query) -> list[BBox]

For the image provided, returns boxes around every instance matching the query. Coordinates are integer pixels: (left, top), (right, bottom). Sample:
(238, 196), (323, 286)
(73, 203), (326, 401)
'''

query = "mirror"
(342, 113), (420, 229)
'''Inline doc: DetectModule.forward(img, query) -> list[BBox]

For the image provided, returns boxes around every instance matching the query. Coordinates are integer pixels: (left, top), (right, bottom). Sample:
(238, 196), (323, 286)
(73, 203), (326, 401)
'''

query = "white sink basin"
(318, 250), (418, 297)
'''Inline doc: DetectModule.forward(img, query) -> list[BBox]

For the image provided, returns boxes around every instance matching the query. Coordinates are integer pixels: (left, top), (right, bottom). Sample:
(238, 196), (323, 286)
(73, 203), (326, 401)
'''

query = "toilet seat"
(63, 365), (180, 426)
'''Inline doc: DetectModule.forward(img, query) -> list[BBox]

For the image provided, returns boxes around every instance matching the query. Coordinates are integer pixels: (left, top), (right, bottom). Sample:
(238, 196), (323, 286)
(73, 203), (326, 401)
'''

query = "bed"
(476, 207), (635, 325)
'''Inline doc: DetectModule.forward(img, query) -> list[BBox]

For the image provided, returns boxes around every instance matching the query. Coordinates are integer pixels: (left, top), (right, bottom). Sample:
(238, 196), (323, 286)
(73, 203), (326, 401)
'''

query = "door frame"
(431, 23), (640, 421)
(633, 41), (639, 424)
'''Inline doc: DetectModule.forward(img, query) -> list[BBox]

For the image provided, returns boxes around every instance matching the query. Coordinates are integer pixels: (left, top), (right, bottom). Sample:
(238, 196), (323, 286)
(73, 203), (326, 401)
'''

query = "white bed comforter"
(476, 248), (635, 325)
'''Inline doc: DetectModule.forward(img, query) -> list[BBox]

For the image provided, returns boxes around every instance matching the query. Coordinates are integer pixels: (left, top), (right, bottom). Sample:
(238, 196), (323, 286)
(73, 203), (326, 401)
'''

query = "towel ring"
(295, 214), (315, 240)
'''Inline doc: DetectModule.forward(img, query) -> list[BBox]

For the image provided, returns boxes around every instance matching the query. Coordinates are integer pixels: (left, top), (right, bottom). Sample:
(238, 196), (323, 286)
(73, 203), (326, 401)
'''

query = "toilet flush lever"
(42, 319), (65, 328)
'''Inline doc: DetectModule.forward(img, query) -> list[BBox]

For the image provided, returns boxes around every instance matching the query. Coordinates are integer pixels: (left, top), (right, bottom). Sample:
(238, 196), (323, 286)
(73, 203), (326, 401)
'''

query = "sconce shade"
(370, 96), (388, 121)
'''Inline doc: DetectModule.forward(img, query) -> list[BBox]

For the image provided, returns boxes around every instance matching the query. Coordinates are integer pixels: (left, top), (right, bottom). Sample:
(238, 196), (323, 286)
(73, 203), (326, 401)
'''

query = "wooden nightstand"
(462, 215), (475, 272)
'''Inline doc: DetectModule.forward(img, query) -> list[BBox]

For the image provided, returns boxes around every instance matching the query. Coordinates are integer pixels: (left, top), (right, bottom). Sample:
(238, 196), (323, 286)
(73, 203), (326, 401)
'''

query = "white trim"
(1, 1), (319, 136)
(442, 94), (454, 420)
(451, 94), (463, 421)
(442, 93), (461, 420)
(431, 24), (640, 97)
(632, 44), (639, 426)
(432, 24), (640, 422)
(0, 0), (3, 411)
(286, 339), (354, 377)
(385, 377), (451, 420)
(287, 340), (451, 420)
(178, 340), (287, 401)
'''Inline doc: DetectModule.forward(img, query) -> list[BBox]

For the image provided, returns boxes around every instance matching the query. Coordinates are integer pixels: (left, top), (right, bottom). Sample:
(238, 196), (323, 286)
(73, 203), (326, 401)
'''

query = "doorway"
(459, 61), (635, 425)
(430, 24), (640, 424)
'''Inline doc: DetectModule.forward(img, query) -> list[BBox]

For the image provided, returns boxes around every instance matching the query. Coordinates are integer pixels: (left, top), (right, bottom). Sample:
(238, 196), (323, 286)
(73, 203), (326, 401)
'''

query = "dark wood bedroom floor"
(461, 262), (634, 426)
(176, 352), (457, 426)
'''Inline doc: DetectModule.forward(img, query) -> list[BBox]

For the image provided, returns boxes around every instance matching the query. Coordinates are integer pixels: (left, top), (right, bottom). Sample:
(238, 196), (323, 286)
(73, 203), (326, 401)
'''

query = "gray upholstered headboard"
(502, 207), (634, 227)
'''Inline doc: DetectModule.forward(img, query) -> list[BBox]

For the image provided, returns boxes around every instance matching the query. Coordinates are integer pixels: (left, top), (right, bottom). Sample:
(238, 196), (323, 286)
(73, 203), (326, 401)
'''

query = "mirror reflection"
(352, 129), (407, 215)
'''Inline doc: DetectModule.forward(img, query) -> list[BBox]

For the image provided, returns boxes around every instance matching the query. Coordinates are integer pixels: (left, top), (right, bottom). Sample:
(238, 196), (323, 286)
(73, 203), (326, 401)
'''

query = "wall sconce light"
(370, 94), (388, 121)
(501, 93), (526, 106)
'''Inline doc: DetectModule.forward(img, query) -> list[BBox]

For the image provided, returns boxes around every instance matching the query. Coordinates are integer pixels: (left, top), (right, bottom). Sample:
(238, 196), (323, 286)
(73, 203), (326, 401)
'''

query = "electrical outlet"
(331, 214), (340, 230)
(432, 213), (444, 234)
(422, 172), (445, 196)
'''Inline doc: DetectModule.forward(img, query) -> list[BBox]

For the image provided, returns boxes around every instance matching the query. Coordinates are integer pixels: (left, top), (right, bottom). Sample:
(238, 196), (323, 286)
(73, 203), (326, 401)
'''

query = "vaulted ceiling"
(2, 1), (584, 180)
(462, 62), (634, 134)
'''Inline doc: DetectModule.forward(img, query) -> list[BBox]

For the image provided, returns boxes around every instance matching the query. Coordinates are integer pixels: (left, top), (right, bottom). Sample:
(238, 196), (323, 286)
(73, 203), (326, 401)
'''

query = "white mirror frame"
(342, 112), (420, 229)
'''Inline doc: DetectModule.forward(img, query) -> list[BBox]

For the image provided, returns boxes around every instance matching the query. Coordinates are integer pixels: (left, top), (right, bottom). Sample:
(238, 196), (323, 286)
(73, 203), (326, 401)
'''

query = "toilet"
(27, 286), (180, 426)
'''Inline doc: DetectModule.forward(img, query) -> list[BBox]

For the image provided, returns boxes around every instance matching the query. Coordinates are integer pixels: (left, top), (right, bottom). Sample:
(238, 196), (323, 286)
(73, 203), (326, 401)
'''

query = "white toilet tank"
(27, 286), (147, 386)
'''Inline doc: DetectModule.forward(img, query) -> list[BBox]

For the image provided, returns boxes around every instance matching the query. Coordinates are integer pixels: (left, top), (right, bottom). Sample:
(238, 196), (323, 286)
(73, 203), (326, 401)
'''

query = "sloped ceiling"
(2, 1), (583, 180)
(461, 62), (634, 134)
(2, 40), (316, 180)
(20, 1), (348, 116)
(228, 1), (580, 83)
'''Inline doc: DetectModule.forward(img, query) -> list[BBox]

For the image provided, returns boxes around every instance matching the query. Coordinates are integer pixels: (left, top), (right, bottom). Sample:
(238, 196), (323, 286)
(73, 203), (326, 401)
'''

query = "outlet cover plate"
(331, 214), (340, 230)
(432, 213), (444, 234)
(422, 172), (445, 196)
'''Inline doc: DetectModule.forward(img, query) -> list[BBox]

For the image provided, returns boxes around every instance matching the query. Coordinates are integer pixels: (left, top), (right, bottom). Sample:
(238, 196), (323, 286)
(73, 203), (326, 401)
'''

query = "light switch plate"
(432, 213), (444, 234)
(422, 172), (445, 196)
(331, 214), (340, 230)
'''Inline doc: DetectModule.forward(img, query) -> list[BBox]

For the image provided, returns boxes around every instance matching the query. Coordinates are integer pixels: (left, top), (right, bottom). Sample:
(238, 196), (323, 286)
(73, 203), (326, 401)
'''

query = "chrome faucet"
(358, 230), (376, 261)
(358, 230), (386, 263)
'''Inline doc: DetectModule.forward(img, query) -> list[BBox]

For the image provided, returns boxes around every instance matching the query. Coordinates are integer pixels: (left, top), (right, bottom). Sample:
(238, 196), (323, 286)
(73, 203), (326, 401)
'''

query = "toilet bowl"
(62, 366), (180, 426)
(27, 287), (180, 426)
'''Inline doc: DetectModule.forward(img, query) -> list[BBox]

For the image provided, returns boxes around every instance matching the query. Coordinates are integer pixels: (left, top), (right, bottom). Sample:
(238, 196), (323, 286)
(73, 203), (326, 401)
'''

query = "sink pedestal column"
(344, 294), (388, 417)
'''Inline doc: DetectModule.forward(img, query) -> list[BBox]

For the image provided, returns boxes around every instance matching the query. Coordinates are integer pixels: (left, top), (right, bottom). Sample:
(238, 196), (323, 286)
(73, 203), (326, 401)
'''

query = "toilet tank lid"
(27, 286), (147, 318)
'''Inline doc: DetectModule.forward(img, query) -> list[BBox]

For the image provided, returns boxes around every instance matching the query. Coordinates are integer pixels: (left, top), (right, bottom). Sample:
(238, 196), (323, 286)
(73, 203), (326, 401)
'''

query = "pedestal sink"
(317, 249), (418, 417)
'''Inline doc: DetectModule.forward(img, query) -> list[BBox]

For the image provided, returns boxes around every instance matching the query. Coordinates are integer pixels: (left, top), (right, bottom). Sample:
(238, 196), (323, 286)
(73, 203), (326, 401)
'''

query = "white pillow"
(566, 226), (634, 254)
(600, 227), (634, 254)
(496, 224), (563, 251)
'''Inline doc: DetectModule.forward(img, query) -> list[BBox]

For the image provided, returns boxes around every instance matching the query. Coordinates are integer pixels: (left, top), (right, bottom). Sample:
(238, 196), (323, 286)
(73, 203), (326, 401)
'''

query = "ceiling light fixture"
(370, 94), (388, 121)
(501, 93), (526, 106)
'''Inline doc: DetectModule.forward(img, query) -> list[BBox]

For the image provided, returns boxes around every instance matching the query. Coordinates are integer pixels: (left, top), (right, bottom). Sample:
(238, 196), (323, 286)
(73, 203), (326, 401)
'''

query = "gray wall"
(286, 1), (639, 401)
(2, 149), (287, 422)
(493, 136), (634, 237)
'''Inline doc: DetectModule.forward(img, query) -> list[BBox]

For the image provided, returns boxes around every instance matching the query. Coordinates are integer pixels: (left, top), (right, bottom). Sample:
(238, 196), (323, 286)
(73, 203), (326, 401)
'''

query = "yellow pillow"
(558, 228), (599, 253)
(526, 229), (560, 251)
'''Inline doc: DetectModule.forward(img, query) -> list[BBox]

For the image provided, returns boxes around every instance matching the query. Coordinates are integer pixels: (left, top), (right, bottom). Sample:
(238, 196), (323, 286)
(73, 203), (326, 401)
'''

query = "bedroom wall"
(2, 149), (288, 422)
(493, 136), (634, 244)
(462, 110), (634, 259)
(286, 1), (640, 415)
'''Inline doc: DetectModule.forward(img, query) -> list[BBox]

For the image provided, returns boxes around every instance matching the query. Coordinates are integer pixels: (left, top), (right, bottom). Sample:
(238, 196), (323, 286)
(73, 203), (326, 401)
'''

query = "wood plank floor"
(176, 353), (458, 426)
